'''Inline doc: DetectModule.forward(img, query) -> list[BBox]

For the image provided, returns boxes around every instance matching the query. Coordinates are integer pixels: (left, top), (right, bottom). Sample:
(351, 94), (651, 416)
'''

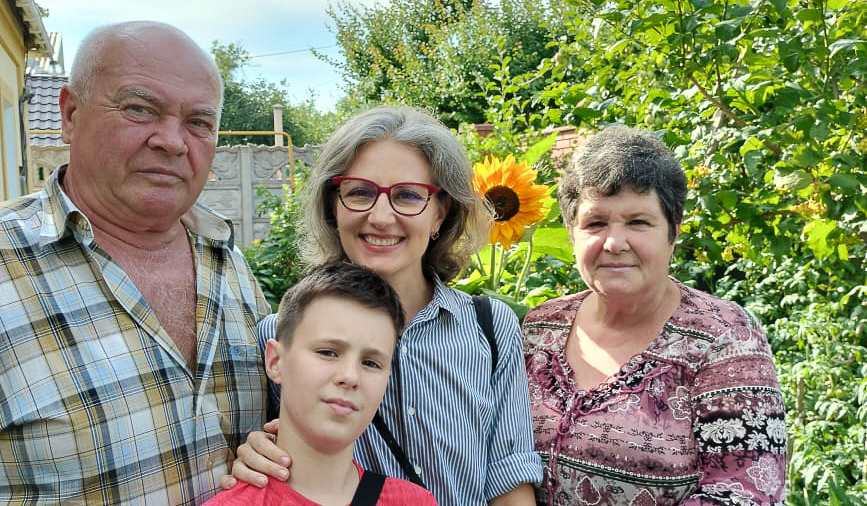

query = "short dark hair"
(274, 262), (405, 346)
(559, 125), (687, 242)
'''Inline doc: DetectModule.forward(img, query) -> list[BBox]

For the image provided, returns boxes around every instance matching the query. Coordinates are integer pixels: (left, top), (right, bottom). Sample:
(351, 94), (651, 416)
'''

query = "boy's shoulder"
(378, 474), (438, 505)
(207, 473), (437, 505)
(204, 478), (313, 506)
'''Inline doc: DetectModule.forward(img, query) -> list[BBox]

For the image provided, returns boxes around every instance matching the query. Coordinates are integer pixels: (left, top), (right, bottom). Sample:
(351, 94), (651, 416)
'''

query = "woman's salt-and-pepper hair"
(299, 105), (490, 282)
(558, 125), (688, 242)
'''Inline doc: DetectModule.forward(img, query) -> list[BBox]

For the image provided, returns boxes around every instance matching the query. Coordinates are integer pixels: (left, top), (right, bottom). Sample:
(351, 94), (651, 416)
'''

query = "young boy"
(208, 263), (436, 505)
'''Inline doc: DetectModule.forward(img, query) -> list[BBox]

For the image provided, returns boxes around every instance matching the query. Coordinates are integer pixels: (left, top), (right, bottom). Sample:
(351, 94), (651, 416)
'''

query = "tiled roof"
(26, 32), (64, 75)
(27, 74), (66, 147)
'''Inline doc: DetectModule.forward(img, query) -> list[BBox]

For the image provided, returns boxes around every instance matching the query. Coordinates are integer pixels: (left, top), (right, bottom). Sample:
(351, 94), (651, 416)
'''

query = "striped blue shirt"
(258, 277), (542, 505)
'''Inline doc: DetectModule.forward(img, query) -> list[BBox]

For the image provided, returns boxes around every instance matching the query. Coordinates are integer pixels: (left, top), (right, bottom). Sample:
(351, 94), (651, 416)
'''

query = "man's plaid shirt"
(0, 169), (270, 504)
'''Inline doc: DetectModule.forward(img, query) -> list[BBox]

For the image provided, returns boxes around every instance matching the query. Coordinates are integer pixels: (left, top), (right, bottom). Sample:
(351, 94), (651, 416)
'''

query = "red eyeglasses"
(332, 176), (441, 216)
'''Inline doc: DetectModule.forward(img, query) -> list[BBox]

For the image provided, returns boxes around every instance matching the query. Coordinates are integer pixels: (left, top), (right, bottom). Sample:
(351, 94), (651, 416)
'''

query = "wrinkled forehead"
(98, 26), (220, 97)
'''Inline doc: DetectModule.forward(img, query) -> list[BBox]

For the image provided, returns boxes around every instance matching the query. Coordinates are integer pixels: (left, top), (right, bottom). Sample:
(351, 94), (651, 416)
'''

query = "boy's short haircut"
(274, 262), (405, 345)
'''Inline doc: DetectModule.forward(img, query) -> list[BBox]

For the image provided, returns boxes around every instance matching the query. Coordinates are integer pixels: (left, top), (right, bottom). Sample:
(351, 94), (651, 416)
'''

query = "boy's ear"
(264, 338), (284, 384)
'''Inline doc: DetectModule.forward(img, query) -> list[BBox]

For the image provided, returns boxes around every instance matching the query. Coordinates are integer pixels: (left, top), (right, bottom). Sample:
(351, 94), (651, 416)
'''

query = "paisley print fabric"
(523, 281), (786, 505)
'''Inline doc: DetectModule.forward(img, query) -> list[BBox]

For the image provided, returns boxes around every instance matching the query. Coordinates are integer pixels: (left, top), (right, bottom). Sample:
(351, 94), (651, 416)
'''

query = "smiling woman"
(230, 105), (544, 505)
(523, 125), (787, 506)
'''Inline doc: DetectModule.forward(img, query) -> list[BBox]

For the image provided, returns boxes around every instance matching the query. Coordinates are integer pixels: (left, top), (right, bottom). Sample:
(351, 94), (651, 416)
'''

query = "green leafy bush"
(244, 184), (306, 311)
(771, 301), (867, 505)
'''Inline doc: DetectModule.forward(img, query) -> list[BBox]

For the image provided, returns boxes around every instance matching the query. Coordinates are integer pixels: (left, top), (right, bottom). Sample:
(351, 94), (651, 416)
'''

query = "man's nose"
(147, 117), (189, 156)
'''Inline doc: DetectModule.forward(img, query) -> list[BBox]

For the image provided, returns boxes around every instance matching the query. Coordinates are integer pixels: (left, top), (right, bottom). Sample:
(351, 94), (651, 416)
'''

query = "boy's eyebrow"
(362, 346), (392, 359)
(315, 337), (393, 358)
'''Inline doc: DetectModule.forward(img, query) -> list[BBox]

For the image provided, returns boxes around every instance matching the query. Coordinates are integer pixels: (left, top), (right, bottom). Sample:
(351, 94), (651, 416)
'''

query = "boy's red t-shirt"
(207, 462), (437, 505)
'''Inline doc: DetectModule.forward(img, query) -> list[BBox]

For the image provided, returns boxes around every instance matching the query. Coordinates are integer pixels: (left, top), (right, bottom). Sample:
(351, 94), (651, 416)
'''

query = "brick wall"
(471, 124), (587, 171)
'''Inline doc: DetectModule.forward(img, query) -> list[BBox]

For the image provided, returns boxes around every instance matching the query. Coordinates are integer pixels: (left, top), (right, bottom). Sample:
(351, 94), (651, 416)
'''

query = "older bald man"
(0, 21), (269, 504)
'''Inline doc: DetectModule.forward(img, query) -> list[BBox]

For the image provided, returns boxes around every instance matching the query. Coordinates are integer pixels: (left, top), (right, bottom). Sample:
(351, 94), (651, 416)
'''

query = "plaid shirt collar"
(40, 165), (236, 249)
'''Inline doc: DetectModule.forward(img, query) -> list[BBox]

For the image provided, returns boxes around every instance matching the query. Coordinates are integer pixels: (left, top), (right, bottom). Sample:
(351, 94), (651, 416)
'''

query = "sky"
(39, 0), (383, 111)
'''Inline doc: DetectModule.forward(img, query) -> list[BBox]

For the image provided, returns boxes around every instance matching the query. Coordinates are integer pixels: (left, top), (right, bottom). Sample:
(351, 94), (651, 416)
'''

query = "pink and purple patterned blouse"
(523, 281), (786, 505)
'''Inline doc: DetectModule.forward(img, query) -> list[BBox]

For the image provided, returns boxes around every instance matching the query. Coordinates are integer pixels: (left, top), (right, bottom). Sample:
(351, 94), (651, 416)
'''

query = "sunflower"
(473, 154), (550, 248)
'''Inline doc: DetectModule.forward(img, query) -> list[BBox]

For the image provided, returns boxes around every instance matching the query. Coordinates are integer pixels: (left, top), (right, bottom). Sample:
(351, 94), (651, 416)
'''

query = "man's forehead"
(99, 28), (217, 81)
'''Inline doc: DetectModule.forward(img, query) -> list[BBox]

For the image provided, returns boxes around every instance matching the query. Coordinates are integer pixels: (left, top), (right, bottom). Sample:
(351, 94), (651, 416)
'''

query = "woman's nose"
(367, 193), (396, 226)
(602, 226), (630, 252)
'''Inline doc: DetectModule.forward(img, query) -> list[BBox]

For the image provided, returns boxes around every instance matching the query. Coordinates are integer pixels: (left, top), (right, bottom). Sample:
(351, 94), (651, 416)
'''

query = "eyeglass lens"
(338, 179), (432, 215)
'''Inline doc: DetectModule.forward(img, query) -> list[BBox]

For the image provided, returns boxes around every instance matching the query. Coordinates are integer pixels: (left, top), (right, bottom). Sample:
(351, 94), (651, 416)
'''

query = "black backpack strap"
(350, 469), (387, 506)
(472, 295), (498, 376)
(372, 412), (426, 488)
(369, 296), (495, 495)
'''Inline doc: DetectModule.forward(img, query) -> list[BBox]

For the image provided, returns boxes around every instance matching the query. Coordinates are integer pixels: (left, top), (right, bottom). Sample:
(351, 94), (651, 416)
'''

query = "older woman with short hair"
(524, 126), (786, 505)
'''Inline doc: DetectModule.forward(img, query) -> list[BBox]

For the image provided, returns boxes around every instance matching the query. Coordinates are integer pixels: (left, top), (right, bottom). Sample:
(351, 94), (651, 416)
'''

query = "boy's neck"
(277, 428), (360, 505)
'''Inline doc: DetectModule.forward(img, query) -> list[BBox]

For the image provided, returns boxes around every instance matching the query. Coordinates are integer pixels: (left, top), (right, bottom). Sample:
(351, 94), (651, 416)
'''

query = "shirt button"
(414, 465), (423, 476)
(407, 406), (416, 416)
(401, 345), (408, 354)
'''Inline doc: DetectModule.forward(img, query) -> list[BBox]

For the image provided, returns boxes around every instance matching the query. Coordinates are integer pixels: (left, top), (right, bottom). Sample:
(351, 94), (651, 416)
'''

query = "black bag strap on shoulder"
(372, 412), (426, 489)
(370, 295), (497, 493)
(472, 295), (498, 375)
(350, 469), (387, 506)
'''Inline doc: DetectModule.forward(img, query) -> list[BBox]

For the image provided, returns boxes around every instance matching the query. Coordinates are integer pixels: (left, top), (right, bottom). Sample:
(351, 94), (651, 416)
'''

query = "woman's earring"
(430, 230), (440, 241)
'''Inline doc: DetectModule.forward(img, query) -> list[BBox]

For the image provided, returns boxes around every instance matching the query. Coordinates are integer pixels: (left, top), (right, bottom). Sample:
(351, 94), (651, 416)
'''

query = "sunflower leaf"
(520, 131), (558, 167)
(478, 288), (529, 321)
(531, 227), (574, 263)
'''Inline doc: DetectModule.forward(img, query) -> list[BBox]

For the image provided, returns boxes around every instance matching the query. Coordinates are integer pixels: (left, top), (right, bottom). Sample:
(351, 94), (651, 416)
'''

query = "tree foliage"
(244, 184), (306, 310)
(321, 0), (563, 127)
(211, 41), (335, 146)
(536, 0), (866, 302)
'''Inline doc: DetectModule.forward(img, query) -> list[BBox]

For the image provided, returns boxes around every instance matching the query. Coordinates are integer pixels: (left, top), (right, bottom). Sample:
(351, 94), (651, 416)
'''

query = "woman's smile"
(360, 234), (403, 247)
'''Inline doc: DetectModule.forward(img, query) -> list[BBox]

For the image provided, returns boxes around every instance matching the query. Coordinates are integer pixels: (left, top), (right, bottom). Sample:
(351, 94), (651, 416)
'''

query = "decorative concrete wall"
(28, 145), (68, 191)
(203, 144), (320, 248)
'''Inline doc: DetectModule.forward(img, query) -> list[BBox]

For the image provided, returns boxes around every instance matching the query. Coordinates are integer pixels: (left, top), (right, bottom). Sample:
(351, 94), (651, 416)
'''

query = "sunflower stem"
(474, 252), (488, 278)
(489, 245), (497, 291)
(514, 237), (534, 300)
(495, 247), (508, 291)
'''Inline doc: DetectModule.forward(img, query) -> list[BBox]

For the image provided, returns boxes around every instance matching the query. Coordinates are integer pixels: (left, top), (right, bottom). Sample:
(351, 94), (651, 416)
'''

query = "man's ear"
(264, 338), (284, 384)
(59, 86), (79, 145)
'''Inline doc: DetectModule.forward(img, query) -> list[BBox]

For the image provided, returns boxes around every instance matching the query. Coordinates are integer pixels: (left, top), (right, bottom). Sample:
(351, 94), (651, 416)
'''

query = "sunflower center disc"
(486, 186), (520, 221)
